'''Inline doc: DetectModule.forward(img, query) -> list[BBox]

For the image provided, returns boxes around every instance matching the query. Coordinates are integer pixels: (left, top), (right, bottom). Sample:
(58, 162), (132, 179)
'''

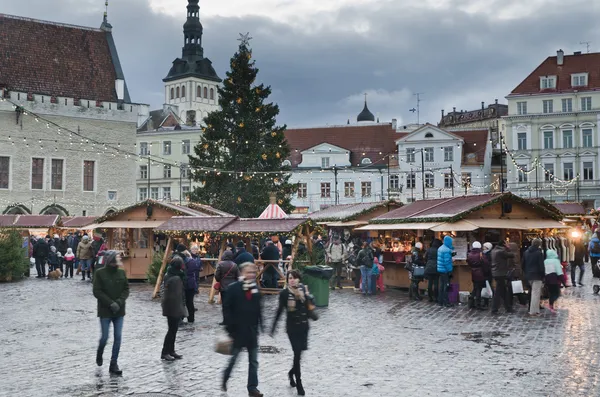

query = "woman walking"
(184, 246), (202, 323)
(270, 270), (313, 396)
(215, 250), (239, 325)
(161, 257), (186, 361)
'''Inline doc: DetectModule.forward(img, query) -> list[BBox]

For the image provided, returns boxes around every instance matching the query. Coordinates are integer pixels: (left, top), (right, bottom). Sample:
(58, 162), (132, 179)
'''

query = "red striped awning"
(258, 204), (288, 219)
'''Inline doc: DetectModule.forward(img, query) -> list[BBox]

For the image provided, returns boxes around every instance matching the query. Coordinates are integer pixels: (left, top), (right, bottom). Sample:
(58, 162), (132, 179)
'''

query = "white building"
(0, 13), (148, 216)
(395, 124), (493, 202)
(504, 49), (600, 207)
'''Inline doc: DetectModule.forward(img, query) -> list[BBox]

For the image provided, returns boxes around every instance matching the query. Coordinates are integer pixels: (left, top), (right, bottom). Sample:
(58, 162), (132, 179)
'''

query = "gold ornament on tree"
(278, 199), (283, 205)
(239, 122), (245, 128)
(276, 152), (281, 158)
(255, 88), (261, 94)
(255, 107), (261, 112)
(237, 197), (242, 203)
(271, 131), (277, 137)
(236, 98), (242, 104)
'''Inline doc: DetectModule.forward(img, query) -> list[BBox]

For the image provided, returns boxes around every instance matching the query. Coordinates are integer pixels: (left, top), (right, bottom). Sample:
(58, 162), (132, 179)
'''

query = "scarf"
(241, 276), (258, 300)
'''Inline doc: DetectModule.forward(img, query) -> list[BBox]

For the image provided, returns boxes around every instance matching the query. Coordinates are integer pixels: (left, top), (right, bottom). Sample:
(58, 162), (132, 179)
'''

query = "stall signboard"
(452, 237), (468, 260)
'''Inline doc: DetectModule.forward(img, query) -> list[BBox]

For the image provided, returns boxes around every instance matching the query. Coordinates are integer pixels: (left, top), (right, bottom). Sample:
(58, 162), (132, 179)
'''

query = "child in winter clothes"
(48, 246), (59, 273)
(377, 261), (385, 292)
(64, 248), (75, 278)
(371, 258), (380, 295)
(544, 249), (564, 314)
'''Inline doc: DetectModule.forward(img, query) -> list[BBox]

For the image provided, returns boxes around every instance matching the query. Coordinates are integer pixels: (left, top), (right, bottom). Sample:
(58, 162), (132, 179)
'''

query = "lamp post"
(147, 152), (151, 200)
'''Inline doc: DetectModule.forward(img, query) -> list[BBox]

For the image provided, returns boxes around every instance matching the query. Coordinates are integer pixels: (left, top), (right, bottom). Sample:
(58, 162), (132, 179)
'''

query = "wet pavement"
(1, 267), (600, 397)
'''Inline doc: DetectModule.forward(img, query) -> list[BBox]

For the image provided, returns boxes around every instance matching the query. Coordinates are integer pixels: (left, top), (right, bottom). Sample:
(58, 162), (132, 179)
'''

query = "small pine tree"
(0, 229), (27, 281)
(188, 36), (295, 217)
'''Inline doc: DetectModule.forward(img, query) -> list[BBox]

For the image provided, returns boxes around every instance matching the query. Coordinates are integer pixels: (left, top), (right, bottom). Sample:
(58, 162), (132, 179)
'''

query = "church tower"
(163, 0), (221, 126)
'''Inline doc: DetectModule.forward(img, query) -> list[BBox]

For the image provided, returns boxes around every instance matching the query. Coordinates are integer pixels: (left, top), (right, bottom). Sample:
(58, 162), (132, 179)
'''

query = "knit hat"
(415, 242), (423, 249)
(285, 239), (292, 245)
(50, 246), (57, 253)
(472, 241), (482, 249)
(103, 250), (119, 266)
(53, 234), (59, 239)
(176, 244), (187, 253)
(237, 241), (246, 248)
(82, 235), (89, 241)
(483, 242), (493, 252)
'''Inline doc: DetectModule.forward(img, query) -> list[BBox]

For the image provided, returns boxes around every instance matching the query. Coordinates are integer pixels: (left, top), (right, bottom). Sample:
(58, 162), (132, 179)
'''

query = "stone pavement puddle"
(462, 331), (510, 348)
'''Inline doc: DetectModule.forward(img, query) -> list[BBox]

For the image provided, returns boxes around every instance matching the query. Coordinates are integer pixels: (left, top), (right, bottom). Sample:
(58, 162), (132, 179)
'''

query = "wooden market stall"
(2, 215), (60, 239)
(357, 193), (568, 292)
(55, 216), (97, 235)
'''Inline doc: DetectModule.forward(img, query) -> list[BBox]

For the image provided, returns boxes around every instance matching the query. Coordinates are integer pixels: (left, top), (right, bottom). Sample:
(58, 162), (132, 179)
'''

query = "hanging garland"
(314, 200), (401, 223)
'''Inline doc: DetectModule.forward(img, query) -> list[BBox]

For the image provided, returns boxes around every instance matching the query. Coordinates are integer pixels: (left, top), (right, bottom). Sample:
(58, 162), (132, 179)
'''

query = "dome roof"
(357, 100), (375, 122)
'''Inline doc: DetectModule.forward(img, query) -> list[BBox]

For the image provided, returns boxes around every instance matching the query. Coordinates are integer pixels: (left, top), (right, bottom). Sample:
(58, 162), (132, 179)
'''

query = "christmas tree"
(188, 34), (295, 217)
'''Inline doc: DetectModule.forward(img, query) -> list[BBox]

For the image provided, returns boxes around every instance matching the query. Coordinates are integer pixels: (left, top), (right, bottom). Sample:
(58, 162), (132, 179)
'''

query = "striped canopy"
(259, 203), (288, 219)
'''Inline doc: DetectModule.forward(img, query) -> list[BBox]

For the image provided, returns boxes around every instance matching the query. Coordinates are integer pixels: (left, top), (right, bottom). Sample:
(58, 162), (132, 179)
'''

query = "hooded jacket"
(77, 239), (94, 260)
(234, 247), (255, 266)
(215, 251), (240, 291)
(491, 244), (515, 278)
(437, 236), (454, 274)
(425, 239), (442, 276)
(522, 245), (545, 281)
(589, 236), (600, 258)
(544, 249), (564, 285)
(467, 248), (488, 282)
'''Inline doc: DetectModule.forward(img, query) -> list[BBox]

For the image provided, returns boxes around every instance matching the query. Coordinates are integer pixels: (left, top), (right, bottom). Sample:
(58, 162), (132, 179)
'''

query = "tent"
(259, 203), (288, 219)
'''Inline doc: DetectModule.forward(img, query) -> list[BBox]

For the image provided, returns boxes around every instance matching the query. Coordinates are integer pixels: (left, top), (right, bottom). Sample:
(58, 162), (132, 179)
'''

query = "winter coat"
(48, 251), (59, 266)
(573, 241), (586, 265)
(356, 247), (375, 268)
(91, 237), (104, 258)
(77, 240), (94, 260)
(162, 273), (186, 318)
(234, 248), (255, 265)
(261, 244), (280, 274)
(491, 245), (515, 278)
(92, 266), (129, 318)
(411, 247), (424, 267)
(185, 256), (202, 290)
(437, 236), (454, 274)
(33, 240), (49, 258)
(424, 239), (442, 276)
(57, 238), (69, 256)
(223, 281), (264, 349)
(544, 249), (564, 285)
(271, 285), (310, 352)
(69, 236), (80, 254)
(589, 237), (600, 258)
(215, 251), (240, 291)
(507, 242), (522, 279)
(467, 248), (488, 282)
(282, 244), (292, 261)
(327, 243), (345, 263)
(522, 245), (545, 281)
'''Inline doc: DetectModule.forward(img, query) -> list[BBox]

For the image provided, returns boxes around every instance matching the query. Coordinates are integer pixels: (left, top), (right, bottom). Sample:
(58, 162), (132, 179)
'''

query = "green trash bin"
(302, 266), (334, 307)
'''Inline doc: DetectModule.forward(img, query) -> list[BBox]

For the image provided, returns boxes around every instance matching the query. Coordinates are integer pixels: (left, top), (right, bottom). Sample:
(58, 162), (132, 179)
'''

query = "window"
(108, 191), (117, 201)
(182, 186), (190, 199)
(51, 159), (63, 190)
(344, 182), (355, 197)
(150, 187), (159, 200)
(140, 165), (148, 179)
(170, 88), (174, 100)
(163, 141), (171, 155)
(406, 148), (415, 163)
(204, 87), (208, 98)
(563, 163), (574, 180)
(181, 86), (186, 99)
(572, 74), (587, 87)
(139, 142), (149, 156)
(543, 131), (554, 149)
(361, 182), (372, 197)
(32, 158), (44, 190)
(389, 175), (399, 189)
(83, 160), (95, 191)
(425, 173), (434, 188)
(518, 166), (527, 183)
(425, 132), (434, 138)
(462, 172), (472, 186)
(176, 87), (180, 98)
(321, 157), (330, 168)
(540, 77), (556, 89)
(583, 128), (593, 148)
(197, 86), (201, 98)
(138, 187), (148, 201)
(407, 173), (416, 189)
(424, 148), (434, 162)
(163, 187), (171, 200)
(297, 183), (307, 198)
(562, 98), (573, 112)
(163, 165), (172, 178)
(563, 130), (573, 148)
(0, 157), (9, 189)
(320, 182), (331, 198)
(583, 162), (594, 181)
(581, 96), (592, 111)
(443, 147), (453, 162)
(182, 140), (190, 154)
(544, 164), (554, 182)
(210, 88), (215, 100)
(517, 132), (527, 150)
(444, 174), (453, 188)
(517, 101), (527, 115)
(543, 100), (553, 114)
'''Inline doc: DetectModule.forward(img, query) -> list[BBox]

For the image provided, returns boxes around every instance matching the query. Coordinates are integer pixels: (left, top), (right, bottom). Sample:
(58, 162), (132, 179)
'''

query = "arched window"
(210, 88), (215, 100)
(181, 86), (186, 99)
(197, 86), (201, 98)
(361, 158), (372, 165)
(425, 132), (434, 138)
(170, 88), (174, 100)
(204, 87), (208, 98)
(176, 87), (180, 98)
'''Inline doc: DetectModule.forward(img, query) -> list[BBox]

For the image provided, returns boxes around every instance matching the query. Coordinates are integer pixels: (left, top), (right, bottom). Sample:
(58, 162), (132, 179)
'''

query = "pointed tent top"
(357, 94), (375, 122)
(100, 0), (112, 31)
(259, 204), (288, 219)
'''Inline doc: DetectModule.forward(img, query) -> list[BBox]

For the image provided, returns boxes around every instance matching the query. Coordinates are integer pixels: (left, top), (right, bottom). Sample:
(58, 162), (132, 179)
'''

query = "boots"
(96, 346), (104, 366)
(81, 271), (86, 281)
(296, 379), (305, 396)
(288, 369), (296, 387)
(87, 271), (91, 280)
(109, 361), (122, 375)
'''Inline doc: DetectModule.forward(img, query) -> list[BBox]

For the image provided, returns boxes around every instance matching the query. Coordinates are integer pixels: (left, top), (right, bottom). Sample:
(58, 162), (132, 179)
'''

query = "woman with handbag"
(270, 270), (316, 396)
(215, 250), (240, 325)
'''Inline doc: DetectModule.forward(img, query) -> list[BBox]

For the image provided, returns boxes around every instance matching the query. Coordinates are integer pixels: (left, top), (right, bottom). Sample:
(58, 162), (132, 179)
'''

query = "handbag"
(511, 280), (524, 294)
(214, 264), (234, 291)
(413, 266), (425, 277)
(214, 335), (233, 355)
(481, 280), (493, 299)
(303, 286), (319, 321)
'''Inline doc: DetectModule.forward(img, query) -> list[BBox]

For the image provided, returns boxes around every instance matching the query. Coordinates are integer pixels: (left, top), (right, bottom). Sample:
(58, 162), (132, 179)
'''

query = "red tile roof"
(510, 52), (600, 95)
(452, 129), (489, 165)
(553, 203), (587, 216)
(0, 215), (17, 227)
(12, 215), (59, 228)
(0, 14), (119, 101)
(284, 124), (406, 167)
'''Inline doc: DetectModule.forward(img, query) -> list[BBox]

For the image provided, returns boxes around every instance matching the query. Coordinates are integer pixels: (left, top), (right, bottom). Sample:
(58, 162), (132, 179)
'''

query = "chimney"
(481, 101), (485, 110)
(495, 99), (498, 105)
(557, 49), (564, 65)
(453, 107), (456, 113)
(441, 109), (445, 118)
(269, 194), (276, 205)
(391, 118), (397, 129)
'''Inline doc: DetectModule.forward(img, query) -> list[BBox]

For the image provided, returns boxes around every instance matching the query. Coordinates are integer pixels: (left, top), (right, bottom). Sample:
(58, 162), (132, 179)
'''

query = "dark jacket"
(215, 251), (240, 291)
(467, 248), (488, 282)
(69, 235), (80, 254)
(185, 256), (202, 290)
(522, 245), (545, 281)
(223, 281), (263, 349)
(271, 286), (310, 352)
(92, 266), (129, 318)
(356, 247), (374, 268)
(48, 251), (59, 266)
(234, 248), (255, 265)
(282, 244), (292, 261)
(425, 239), (442, 276)
(57, 238), (69, 256)
(261, 244), (280, 274)
(491, 245), (515, 278)
(507, 242), (522, 279)
(33, 239), (49, 258)
(91, 237), (104, 258)
(573, 241), (586, 266)
(162, 273), (186, 317)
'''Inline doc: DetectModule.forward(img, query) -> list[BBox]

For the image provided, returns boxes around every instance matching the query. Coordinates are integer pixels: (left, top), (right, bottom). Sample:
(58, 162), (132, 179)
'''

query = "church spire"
(182, 0), (204, 59)
(100, 0), (112, 31)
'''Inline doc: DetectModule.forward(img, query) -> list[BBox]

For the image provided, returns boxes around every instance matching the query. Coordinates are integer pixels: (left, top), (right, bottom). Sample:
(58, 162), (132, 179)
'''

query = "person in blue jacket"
(589, 233), (600, 277)
(437, 236), (454, 307)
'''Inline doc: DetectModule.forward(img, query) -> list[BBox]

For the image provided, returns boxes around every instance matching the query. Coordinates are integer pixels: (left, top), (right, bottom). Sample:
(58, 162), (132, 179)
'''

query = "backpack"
(360, 249), (374, 268)
(592, 240), (600, 255)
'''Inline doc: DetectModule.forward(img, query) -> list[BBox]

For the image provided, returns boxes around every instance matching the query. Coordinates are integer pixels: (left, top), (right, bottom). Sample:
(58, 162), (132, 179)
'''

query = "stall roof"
(220, 219), (306, 234)
(61, 216), (96, 228)
(97, 220), (166, 229)
(13, 215), (59, 228)
(430, 220), (479, 232)
(156, 216), (314, 236)
(309, 201), (400, 222)
(553, 203), (587, 216)
(186, 203), (235, 217)
(356, 222), (441, 231)
(0, 215), (17, 227)
(154, 216), (237, 232)
(466, 219), (568, 230)
(94, 200), (224, 224)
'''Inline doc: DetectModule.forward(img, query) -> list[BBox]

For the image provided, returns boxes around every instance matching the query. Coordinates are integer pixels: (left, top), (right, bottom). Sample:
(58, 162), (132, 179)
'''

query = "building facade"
(504, 50), (600, 207)
(0, 13), (148, 216)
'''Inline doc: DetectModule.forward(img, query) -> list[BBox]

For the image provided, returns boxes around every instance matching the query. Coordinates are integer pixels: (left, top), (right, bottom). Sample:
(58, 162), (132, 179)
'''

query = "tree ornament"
(255, 107), (261, 112)
(278, 199), (283, 205)
(237, 197), (242, 203)
(271, 131), (277, 137)
(261, 153), (267, 160)
(255, 88), (261, 94)
(239, 122), (245, 128)
(237, 98), (243, 104)
(203, 144), (209, 150)
(276, 152), (281, 158)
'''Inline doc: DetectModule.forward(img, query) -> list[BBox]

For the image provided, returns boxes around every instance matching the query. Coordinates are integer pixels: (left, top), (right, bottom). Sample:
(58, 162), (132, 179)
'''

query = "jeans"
(529, 280), (542, 315)
(360, 266), (372, 294)
(371, 274), (378, 294)
(35, 257), (46, 277)
(471, 280), (485, 308)
(548, 284), (561, 306)
(81, 258), (92, 272)
(438, 273), (449, 305)
(427, 275), (438, 301)
(329, 262), (343, 288)
(162, 316), (179, 355)
(492, 276), (513, 312)
(185, 289), (196, 322)
(224, 346), (259, 392)
(571, 263), (585, 285)
(99, 317), (124, 363)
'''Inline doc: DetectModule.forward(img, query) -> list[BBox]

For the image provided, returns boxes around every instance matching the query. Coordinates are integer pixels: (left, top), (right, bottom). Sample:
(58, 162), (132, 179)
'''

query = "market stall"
(55, 216), (97, 234)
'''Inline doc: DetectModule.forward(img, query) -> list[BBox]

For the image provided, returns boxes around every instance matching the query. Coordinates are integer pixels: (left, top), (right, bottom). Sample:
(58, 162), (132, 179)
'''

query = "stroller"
(405, 258), (425, 300)
(592, 259), (600, 294)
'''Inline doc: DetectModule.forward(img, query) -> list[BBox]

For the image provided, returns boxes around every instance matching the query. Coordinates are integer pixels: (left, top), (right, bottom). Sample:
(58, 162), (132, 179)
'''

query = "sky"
(3, 0), (600, 128)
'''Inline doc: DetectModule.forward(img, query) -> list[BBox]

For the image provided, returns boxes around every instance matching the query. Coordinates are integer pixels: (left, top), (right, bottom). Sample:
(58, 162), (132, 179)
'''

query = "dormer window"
(425, 132), (434, 138)
(282, 160), (291, 167)
(540, 76), (556, 89)
(572, 73), (588, 87)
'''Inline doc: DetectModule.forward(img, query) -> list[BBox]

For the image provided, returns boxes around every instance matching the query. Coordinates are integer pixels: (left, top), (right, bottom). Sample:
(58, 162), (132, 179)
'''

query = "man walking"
(33, 237), (49, 278)
(326, 237), (346, 290)
(93, 250), (129, 375)
(222, 262), (264, 397)
(491, 240), (515, 314)
(260, 241), (280, 288)
(356, 241), (374, 295)
(522, 238), (544, 316)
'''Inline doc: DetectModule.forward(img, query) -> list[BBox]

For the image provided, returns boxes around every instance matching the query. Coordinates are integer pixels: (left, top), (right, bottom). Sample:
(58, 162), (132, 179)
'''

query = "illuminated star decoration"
(238, 32), (253, 46)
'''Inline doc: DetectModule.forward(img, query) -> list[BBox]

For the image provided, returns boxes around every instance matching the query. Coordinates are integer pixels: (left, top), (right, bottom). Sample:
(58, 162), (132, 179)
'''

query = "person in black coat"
(270, 270), (312, 396)
(571, 239), (586, 287)
(522, 238), (545, 316)
(260, 241), (281, 288)
(57, 236), (69, 256)
(222, 262), (264, 397)
(234, 241), (255, 265)
(161, 257), (186, 361)
(33, 237), (49, 278)
(215, 250), (240, 324)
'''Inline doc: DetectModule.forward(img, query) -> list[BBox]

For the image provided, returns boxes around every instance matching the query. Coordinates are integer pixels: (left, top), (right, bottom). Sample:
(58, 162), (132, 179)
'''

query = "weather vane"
(238, 32), (253, 46)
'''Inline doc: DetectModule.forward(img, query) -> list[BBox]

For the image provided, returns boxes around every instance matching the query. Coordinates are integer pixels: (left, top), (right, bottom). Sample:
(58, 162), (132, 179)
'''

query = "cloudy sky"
(4, 0), (599, 127)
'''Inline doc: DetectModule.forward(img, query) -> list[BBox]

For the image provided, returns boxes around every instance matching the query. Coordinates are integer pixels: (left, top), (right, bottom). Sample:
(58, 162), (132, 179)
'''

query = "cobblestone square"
(1, 267), (600, 397)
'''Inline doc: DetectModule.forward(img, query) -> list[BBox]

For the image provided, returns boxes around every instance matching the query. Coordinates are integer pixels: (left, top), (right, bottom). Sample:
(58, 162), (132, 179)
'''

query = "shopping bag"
(214, 335), (233, 355)
(511, 280), (524, 294)
(482, 280), (493, 299)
